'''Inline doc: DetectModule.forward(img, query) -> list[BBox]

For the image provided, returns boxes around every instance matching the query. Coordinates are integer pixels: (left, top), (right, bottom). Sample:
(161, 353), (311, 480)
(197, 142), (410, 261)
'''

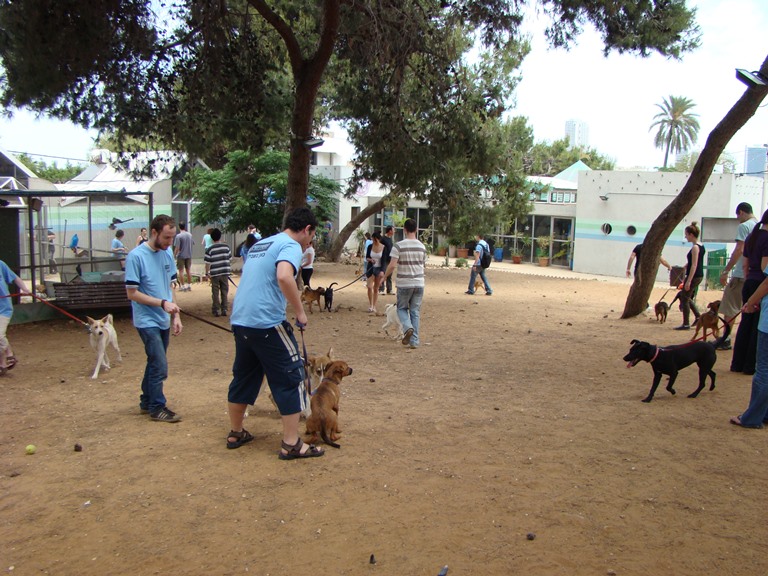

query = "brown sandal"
(278, 438), (324, 460)
(226, 429), (254, 449)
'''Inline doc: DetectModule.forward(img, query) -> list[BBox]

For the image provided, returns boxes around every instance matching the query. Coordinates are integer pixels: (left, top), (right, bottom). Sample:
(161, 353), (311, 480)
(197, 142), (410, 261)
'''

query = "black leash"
(179, 309), (232, 333)
(332, 273), (366, 293)
(295, 320), (314, 396)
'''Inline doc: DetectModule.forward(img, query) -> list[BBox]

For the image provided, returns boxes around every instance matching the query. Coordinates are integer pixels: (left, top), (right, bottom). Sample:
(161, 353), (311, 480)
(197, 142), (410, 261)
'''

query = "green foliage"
(16, 153), (84, 183)
(672, 150), (736, 174)
(523, 137), (615, 176)
(179, 150), (339, 233)
(536, 236), (551, 257)
(0, 0), (700, 211)
(650, 95), (700, 168)
(454, 258), (468, 268)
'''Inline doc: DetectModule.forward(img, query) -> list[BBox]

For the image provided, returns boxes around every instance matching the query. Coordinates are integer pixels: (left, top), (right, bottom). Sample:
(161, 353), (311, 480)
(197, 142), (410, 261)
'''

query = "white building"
(574, 171), (763, 281)
(565, 119), (589, 148)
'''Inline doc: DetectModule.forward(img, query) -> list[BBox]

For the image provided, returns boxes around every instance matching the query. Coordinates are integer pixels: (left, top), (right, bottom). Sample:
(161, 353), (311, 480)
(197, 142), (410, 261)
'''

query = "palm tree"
(650, 96), (700, 168)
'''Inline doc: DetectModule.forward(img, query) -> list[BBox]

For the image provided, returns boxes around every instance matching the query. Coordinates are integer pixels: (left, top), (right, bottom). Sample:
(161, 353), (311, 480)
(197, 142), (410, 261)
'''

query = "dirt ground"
(2, 260), (767, 576)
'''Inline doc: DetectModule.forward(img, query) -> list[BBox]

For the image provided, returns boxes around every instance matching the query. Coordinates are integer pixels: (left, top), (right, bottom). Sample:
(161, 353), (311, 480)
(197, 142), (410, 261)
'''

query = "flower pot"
(512, 255), (522, 264)
(457, 248), (469, 258)
(448, 245), (457, 258)
(437, 247), (447, 257)
(538, 257), (550, 267)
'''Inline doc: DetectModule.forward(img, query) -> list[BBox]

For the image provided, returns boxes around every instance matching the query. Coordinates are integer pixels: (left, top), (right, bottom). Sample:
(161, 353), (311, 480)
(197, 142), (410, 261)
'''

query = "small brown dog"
(473, 278), (488, 293)
(654, 301), (669, 324)
(305, 360), (353, 448)
(301, 286), (326, 314)
(307, 347), (334, 392)
(692, 300), (721, 341)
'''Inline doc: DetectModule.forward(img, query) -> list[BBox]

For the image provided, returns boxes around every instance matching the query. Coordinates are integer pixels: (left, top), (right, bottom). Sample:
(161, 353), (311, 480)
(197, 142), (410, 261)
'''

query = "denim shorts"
(228, 322), (307, 415)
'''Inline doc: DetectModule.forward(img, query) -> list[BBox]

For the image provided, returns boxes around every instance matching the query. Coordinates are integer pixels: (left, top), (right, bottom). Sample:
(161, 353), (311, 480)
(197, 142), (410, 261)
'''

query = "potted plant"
(436, 243), (448, 257)
(511, 236), (530, 264)
(536, 236), (551, 267)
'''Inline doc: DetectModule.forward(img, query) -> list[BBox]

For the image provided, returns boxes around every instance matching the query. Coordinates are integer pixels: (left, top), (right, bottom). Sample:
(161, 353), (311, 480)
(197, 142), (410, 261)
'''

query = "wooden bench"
(53, 282), (131, 310)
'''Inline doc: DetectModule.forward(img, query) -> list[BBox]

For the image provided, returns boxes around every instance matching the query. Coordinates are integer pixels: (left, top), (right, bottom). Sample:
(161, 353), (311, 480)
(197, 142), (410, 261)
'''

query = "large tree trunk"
(250, 0), (340, 221)
(326, 198), (389, 262)
(623, 54), (768, 318)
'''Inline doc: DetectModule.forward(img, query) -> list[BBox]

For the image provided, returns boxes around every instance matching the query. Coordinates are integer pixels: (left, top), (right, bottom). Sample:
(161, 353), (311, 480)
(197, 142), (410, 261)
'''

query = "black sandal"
(278, 438), (324, 460)
(226, 429), (254, 449)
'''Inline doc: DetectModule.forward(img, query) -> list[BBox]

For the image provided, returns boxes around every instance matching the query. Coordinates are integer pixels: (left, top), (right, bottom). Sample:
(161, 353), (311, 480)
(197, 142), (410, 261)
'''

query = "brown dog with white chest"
(305, 360), (353, 448)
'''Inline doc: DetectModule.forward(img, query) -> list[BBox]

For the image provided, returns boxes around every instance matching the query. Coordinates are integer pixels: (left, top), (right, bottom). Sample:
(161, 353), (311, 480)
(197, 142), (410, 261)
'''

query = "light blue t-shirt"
(734, 218), (758, 279)
(111, 238), (126, 253)
(0, 260), (19, 318)
(231, 232), (302, 329)
(759, 262), (768, 334)
(125, 243), (177, 329)
(475, 239), (489, 265)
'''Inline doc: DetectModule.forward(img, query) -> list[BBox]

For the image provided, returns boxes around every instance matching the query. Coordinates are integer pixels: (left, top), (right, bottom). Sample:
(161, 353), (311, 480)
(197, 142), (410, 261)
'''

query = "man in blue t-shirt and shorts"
(225, 206), (324, 460)
(125, 214), (183, 423)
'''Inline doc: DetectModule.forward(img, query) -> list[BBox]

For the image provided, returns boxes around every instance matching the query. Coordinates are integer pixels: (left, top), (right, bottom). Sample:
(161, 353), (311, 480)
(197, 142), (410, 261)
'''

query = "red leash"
(4, 292), (88, 326)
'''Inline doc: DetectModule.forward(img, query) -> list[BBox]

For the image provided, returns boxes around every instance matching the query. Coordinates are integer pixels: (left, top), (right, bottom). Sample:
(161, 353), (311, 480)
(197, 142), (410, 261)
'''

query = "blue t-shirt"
(760, 262), (768, 334)
(0, 260), (19, 318)
(230, 232), (302, 329)
(475, 239), (489, 265)
(125, 243), (177, 329)
(111, 238), (126, 254)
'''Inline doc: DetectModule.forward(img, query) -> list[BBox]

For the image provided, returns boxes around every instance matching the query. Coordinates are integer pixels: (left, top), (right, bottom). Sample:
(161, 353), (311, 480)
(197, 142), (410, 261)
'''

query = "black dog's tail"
(712, 316), (733, 349)
(327, 282), (338, 289)
(320, 415), (340, 449)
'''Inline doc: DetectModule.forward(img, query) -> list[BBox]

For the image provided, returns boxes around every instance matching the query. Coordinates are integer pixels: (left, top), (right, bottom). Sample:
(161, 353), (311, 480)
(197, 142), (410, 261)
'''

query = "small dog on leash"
(692, 300), (721, 341)
(305, 360), (353, 448)
(654, 301), (669, 324)
(323, 282), (338, 312)
(301, 286), (326, 314)
(307, 347), (334, 392)
(87, 314), (122, 379)
(381, 303), (404, 340)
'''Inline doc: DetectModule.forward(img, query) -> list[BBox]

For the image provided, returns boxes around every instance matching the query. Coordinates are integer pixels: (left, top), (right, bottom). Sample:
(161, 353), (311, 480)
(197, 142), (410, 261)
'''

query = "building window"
(627, 225), (637, 236)
(601, 223), (612, 235)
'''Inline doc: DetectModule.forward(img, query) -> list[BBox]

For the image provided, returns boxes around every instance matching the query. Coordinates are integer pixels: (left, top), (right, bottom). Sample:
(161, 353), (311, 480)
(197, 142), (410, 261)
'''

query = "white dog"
(87, 314), (122, 379)
(381, 304), (404, 341)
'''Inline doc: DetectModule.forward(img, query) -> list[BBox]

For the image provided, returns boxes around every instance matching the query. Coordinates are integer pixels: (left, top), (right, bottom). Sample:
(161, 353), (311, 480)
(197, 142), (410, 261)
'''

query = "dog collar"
(650, 347), (660, 362)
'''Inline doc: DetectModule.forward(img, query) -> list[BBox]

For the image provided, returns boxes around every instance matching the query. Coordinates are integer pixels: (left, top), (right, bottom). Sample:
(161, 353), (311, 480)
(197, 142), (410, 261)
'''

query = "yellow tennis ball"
(25, 444), (36, 455)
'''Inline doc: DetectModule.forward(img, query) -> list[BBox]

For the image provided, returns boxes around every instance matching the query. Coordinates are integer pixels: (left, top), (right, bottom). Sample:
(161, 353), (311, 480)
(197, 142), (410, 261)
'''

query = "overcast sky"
(1, 0), (766, 172)
(515, 0), (768, 170)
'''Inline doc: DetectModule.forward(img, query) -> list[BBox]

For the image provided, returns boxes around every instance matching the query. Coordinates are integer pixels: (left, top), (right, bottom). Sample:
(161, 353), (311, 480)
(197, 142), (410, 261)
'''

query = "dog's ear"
(102, 314), (112, 324)
(86, 316), (95, 324)
(630, 339), (640, 345)
(327, 347), (334, 358)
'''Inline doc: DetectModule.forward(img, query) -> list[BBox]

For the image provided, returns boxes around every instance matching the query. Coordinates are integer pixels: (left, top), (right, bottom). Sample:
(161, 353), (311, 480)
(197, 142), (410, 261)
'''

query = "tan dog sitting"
(301, 286), (326, 314)
(692, 300), (721, 341)
(305, 360), (353, 448)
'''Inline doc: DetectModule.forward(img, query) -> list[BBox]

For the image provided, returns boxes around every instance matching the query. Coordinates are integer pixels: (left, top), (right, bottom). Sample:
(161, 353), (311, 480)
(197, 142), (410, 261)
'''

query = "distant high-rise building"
(565, 119), (589, 148)
(744, 145), (767, 177)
